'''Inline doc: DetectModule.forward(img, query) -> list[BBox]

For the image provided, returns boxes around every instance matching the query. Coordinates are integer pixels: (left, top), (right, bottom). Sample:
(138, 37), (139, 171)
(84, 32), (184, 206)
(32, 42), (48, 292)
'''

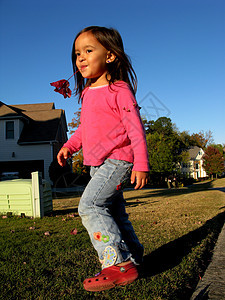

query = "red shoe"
(83, 262), (138, 292)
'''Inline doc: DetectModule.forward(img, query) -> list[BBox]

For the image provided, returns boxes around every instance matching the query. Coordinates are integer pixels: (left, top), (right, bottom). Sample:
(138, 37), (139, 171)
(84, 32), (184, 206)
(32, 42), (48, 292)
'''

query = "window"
(6, 121), (14, 139)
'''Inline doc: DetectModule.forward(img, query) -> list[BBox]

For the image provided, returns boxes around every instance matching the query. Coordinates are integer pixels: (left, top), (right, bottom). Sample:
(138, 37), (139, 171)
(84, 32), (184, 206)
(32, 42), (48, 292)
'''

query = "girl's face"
(75, 31), (111, 87)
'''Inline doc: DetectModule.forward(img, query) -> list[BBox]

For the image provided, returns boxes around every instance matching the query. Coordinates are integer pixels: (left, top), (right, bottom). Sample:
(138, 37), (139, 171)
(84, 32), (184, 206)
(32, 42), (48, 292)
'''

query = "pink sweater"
(63, 81), (150, 172)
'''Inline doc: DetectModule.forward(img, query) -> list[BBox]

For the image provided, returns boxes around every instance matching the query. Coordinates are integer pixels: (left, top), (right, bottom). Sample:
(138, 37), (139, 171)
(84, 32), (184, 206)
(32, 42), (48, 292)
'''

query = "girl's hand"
(57, 147), (71, 167)
(131, 171), (149, 190)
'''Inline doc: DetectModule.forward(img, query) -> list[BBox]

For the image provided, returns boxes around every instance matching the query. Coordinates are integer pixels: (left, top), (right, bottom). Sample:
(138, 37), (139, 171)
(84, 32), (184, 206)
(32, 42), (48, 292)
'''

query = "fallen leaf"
(68, 214), (75, 218)
(70, 228), (78, 235)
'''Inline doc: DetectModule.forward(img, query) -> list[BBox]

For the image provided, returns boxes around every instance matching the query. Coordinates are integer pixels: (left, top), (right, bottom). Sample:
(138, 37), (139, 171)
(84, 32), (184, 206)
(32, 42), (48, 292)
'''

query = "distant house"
(180, 146), (208, 179)
(0, 101), (68, 182)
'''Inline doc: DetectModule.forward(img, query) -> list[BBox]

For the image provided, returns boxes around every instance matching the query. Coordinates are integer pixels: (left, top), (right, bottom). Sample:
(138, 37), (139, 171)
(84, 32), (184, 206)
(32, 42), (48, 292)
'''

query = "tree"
(203, 146), (225, 179)
(143, 117), (173, 136)
(208, 144), (224, 155)
(177, 130), (193, 149)
(145, 117), (189, 186)
(153, 117), (174, 136)
(72, 150), (88, 175)
(67, 107), (89, 180)
(142, 118), (155, 134)
(190, 130), (214, 149)
(146, 132), (174, 174)
(68, 107), (81, 135)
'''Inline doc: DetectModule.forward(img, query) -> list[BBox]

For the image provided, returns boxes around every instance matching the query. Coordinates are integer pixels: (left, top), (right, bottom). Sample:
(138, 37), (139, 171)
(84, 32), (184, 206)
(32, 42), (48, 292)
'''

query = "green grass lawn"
(1, 179), (225, 300)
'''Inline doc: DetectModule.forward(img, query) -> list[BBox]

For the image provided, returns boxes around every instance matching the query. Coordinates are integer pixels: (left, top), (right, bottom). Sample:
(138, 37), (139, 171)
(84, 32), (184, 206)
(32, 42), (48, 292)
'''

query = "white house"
(0, 101), (68, 182)
(180, 146), (208, 179)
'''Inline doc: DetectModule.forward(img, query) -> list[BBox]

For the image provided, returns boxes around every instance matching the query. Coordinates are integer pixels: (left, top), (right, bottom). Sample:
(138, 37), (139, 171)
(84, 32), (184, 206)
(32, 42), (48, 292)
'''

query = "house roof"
(0, 101), (68, 144)
(0, 102), (55, 118)
(18, 110), (66, 144)
(12, 102), (55, 111)
(188, 146), (202, 160)
(0, 101), (29, 120)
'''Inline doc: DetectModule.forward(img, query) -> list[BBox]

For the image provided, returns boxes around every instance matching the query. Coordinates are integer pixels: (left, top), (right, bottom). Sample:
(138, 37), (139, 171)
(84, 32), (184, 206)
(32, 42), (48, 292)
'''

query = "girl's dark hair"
(71, 26), (137, 101)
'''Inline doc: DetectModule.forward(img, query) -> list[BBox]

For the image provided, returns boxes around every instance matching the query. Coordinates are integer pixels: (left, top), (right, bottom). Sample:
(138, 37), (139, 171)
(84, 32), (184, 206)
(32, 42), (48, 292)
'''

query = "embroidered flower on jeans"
(101, 235), (110, 243)
(93, 232), (102, 241)
(116, 179), (128, 191)
(116, 183), (122, 190)
(102, 246), (117, 268)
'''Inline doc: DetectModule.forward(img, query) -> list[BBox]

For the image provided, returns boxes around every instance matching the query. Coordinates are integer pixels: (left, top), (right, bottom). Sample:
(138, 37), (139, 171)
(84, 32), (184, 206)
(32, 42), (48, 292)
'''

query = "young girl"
(57, 26), (150, 292)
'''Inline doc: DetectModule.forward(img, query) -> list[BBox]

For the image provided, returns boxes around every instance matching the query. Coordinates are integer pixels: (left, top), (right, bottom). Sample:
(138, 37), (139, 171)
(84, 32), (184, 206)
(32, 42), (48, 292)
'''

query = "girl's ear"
(106, 51), (116, 63)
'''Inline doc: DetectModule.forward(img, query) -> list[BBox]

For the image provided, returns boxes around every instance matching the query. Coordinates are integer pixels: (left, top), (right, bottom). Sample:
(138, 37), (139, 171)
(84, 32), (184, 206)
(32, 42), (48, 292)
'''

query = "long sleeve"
(63, 123), (82, 154)
(116, 87), (150, 172)
(66, 82), (150, 171)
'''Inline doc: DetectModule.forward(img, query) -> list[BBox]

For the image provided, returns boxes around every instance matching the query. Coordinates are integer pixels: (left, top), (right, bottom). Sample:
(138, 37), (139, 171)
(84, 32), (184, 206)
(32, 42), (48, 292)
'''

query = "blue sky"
(0, 0), (224, 144)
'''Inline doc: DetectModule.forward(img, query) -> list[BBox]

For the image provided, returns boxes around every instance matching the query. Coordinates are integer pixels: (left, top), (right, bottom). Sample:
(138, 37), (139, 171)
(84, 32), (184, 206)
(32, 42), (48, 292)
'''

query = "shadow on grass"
(209, 187), (225, 193)
(51, 181), (217, 213)
(51, 207), (78, 216)
(52, 192), (83, 200)
(124, 200), (159, 207)
(140, 211), (225, 279)
(124, 181), (214, 204)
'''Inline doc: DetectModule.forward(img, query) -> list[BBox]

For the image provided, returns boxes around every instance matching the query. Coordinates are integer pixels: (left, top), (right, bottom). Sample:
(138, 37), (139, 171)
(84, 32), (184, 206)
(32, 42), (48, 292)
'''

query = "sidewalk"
(191, 222), (225, 299)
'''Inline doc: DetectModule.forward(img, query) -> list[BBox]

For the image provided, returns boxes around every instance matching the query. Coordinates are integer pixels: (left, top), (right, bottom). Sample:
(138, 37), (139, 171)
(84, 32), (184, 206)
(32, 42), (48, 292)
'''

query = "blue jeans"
(78, 159), (144, 269)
